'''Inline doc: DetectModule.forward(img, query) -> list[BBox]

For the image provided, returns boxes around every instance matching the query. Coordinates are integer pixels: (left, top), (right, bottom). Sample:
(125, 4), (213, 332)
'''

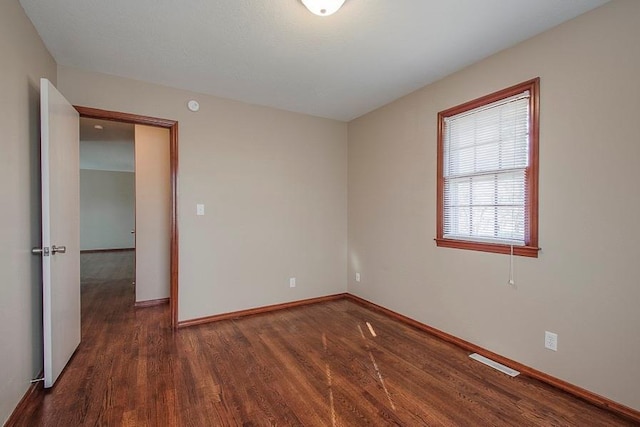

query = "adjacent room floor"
(13, 252), (635, 426)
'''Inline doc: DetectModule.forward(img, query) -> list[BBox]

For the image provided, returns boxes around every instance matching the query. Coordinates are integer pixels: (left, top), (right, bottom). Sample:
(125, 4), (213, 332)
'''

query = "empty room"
(2, 0), (639, 425)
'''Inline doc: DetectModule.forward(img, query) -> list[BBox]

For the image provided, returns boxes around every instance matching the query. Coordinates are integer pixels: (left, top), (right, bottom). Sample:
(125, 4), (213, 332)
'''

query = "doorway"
(79, 118), (135, 254)
(79, 118), (136, 312)
(76, 106), (179, 328)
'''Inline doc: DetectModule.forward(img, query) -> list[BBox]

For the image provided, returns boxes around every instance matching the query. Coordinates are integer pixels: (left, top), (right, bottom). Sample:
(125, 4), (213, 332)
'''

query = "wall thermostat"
(187, 100), (200, 112)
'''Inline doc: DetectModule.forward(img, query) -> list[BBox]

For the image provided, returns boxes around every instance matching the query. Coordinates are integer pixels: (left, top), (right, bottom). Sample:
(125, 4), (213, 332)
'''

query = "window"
(436, 78), (540, 257)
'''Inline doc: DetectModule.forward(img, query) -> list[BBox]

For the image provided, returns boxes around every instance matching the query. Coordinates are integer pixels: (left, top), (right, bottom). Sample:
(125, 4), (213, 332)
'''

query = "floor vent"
(469, 353), (520, 377)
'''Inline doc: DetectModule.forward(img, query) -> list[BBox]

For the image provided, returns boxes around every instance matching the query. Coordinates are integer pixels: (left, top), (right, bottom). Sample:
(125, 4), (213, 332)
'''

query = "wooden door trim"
(75, 106), (179, 329)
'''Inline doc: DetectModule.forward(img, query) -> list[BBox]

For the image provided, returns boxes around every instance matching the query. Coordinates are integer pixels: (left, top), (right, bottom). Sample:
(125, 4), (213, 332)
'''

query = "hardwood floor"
(13, 252), (636, 426)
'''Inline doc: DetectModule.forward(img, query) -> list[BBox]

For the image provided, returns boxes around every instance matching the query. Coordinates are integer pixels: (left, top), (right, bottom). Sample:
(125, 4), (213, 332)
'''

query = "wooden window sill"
(435, 238), (540, 258)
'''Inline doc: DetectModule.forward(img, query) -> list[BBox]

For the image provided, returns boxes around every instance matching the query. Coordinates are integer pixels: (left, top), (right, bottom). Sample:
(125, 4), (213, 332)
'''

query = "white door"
(36, 78), (81, 388)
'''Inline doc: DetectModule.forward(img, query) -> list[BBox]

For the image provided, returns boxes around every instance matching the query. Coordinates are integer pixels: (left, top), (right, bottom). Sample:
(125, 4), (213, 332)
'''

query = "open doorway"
(76, 106), (178, 327)
(79, 118), (137, 312)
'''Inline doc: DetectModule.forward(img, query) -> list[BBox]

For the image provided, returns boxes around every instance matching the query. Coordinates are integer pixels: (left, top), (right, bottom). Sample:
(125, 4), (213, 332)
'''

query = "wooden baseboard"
(344, 293), (640, 424)
(4, 372), (44, 427)
(81, 248), (134, 254)
(177, 293), (348, 328)
(134, 298), (169, 308)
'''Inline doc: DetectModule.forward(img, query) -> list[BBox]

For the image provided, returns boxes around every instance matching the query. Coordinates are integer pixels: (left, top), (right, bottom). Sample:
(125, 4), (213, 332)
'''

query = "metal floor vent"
(469, 353), (520, 377)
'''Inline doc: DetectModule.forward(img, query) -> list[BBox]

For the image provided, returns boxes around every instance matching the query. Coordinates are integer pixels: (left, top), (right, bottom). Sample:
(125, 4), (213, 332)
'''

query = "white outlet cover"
(545, 331), (558, 351)
(289, 277), (296, 288)
(196, 203), (205, 216)
(355, 272), (361, 282)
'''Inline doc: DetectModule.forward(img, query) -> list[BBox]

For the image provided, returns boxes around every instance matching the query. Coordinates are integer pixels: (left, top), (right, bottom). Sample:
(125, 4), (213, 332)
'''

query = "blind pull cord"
(508, 244), (515, 286)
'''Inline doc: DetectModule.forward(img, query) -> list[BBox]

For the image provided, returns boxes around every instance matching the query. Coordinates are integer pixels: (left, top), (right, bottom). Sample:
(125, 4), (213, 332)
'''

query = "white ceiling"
(20, 0), (609, 121)
(80, 118), (134, 172)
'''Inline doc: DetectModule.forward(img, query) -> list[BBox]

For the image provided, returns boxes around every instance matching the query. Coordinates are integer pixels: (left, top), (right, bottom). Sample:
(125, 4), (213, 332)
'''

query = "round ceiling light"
(301, 0), (346, 16)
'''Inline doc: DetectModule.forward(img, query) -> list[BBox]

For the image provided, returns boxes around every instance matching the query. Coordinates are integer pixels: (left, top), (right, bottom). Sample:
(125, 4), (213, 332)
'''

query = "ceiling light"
(94, 125), (103, 130)
(301, 0), (346, 16)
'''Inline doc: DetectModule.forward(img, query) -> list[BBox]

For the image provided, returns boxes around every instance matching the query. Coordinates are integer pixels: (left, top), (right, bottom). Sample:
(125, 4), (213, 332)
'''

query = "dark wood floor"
(14, 252), (635, 426)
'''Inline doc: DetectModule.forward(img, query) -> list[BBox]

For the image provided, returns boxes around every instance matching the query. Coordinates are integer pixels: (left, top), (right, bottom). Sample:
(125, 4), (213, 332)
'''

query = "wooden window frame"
(436, 78), (540, 258)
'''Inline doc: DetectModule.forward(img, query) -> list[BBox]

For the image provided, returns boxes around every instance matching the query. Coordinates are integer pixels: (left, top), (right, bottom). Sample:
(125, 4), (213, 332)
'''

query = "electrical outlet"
(545, 331), (558, 351)
(289, 277), (296, 288)
(355, 272), (361, 282)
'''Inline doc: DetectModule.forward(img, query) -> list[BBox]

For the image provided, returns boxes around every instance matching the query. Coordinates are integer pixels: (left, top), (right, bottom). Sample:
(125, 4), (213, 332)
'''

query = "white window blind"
(442, 90), (530, 245)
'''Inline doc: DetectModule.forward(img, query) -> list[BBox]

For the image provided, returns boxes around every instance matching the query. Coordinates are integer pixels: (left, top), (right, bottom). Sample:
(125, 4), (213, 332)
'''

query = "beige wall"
(57, 66), (348, 321)
(134, 125), (171, 302)
(80, 169), (135, 250)
(0, 1), (57, 423)
(348, 0), (640, 411)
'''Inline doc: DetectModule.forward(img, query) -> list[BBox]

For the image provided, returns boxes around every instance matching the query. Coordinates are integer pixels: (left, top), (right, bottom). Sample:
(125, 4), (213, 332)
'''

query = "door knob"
(51, 245), (66, 254)
(130, 230), (135, 234)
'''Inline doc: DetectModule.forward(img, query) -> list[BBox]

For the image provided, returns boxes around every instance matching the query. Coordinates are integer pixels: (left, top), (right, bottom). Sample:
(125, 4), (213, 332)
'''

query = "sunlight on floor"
(322, 332), (337, 427)
(357, 322), (396, 411)
(366, 321), (377, 337)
